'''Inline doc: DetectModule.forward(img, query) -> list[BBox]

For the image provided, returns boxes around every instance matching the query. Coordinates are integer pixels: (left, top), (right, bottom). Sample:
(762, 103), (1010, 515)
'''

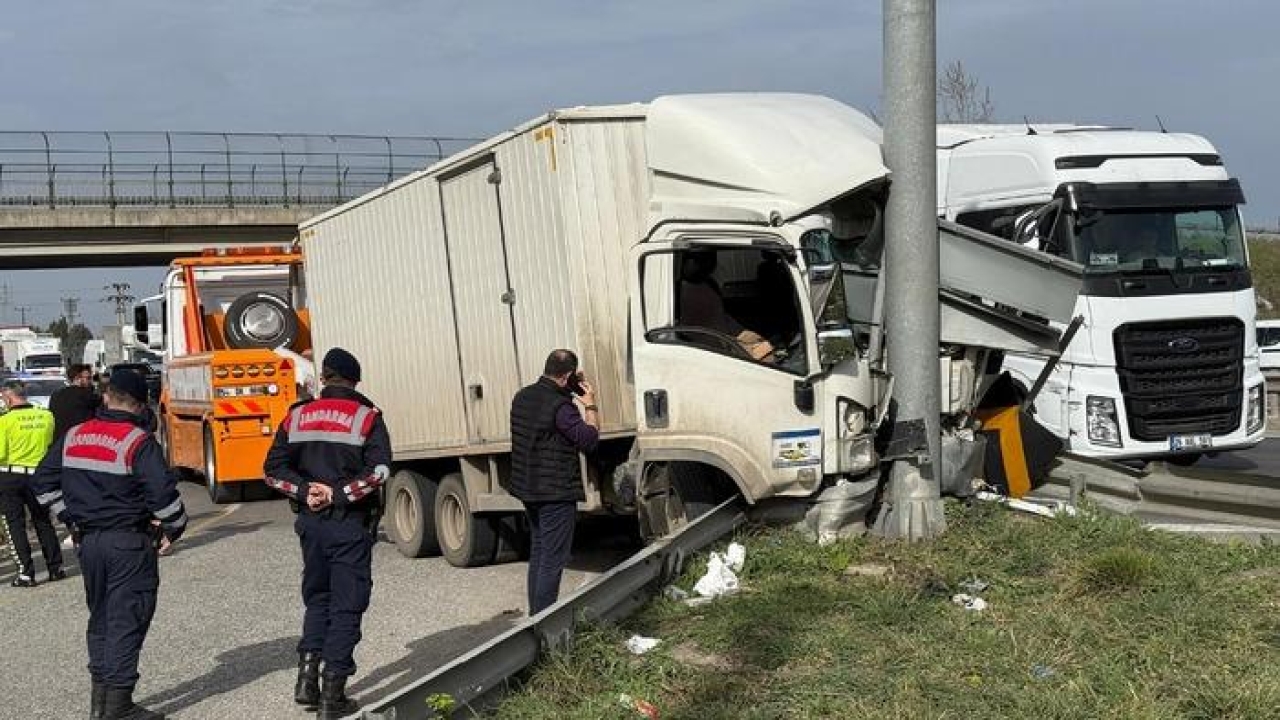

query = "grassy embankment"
(489, 503), (1279, 720)
(1250, 235), (1280, 320)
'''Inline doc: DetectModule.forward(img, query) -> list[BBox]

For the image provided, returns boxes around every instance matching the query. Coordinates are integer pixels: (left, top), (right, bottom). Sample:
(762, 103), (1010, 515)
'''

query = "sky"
(2, 0), (1277, 330)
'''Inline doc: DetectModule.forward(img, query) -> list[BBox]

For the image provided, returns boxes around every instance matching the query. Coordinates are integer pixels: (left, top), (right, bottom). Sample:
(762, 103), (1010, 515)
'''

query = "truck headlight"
(1247, 384), (1265, 434)
(1086, 395), (1122, 447)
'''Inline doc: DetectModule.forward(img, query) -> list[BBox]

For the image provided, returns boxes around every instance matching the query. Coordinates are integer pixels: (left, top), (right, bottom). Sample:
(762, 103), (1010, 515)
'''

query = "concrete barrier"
(1267, 371), (1280, 434)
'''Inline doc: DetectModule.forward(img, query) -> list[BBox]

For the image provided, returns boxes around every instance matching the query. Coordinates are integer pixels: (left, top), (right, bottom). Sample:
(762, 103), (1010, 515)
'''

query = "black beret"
(322, 347), (362, 383)
(109, 368), (149, 404)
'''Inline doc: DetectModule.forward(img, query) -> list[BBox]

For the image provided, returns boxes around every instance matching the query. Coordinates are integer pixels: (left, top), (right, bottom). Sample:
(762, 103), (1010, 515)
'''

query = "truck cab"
(938, 125), (1265, 463)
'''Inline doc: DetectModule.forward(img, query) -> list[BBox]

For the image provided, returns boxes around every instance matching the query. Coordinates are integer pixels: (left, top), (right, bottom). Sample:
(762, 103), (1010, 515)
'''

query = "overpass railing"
(0, 131), (479, 209)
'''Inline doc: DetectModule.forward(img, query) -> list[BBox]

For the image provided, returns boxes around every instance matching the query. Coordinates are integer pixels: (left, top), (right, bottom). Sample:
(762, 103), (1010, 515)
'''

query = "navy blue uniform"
(264, 385), (392, 679)
(32, 408), (187, 692)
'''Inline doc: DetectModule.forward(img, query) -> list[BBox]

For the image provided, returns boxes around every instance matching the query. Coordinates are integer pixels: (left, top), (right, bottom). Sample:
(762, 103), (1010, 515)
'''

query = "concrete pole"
(872, 0), (946, 540)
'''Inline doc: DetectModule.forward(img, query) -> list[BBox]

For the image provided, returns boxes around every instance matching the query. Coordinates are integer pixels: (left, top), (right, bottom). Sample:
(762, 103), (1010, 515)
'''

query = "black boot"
(90, 683), (106, 720)
(317, 673), (358, 719)
(293, 651), (321, 707)
(101, 686), (165, 720)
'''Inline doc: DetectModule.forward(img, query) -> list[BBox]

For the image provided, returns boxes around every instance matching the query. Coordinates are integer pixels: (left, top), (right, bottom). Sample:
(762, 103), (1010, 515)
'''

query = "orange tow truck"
(133, 247), (313, 502)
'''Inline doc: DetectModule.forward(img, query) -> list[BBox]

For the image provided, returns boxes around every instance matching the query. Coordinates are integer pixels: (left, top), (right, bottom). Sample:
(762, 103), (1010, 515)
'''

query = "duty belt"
(2, 465), (36, 475)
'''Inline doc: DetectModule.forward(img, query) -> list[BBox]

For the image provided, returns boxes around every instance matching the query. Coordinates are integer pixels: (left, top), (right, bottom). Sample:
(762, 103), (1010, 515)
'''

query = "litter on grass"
(692, 545), (746, 599)
(951, 593), (988, 612)
(625, 635), (661, 655)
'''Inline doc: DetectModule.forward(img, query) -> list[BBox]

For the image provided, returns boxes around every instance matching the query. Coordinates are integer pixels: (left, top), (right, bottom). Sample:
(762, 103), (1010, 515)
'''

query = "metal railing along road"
(0, 131), (479, 209)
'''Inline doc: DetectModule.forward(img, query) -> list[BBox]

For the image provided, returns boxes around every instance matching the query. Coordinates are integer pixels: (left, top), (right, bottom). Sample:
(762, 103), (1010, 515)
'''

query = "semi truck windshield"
(1072, 206), (1245, 274)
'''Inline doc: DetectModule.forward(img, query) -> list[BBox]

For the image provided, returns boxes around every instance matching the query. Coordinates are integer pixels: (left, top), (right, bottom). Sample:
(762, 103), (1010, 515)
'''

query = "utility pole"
(872, 0), (946, 540)
(62, 296), (80, 327)
(15, 305), (32, 326)
(102, 283), (135, 327)
(0, 283), (9, 324)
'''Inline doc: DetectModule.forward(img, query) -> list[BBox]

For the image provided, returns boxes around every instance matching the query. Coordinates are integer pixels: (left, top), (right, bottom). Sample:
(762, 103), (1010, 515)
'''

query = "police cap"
(322, 347), (362, 383)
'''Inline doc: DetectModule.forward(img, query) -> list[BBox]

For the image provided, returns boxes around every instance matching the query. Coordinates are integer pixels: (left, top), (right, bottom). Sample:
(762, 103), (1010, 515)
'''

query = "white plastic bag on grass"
(693, 551), (740, 598)
(724, 542), (746, 572)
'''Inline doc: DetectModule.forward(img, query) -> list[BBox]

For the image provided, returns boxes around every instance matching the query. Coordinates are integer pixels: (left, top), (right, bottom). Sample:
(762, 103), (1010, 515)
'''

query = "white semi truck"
(937, 125), (1265, 464)
(300, 94), (1083, 567)
(15, 335), (64, 378)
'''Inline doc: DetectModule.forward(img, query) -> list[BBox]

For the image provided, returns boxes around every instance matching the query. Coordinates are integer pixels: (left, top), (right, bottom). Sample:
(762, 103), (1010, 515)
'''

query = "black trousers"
(296, 511), (374, 677)
(0, 474), (63, 577)
(80, 529), (159, 689)
(523, 501), (577, 615)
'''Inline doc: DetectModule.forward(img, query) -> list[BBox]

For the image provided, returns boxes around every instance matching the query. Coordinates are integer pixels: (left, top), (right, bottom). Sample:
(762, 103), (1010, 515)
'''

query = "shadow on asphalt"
(139, 636), (298, 715)
(349, 611), (521, 699)
(170, 521), (274, 555)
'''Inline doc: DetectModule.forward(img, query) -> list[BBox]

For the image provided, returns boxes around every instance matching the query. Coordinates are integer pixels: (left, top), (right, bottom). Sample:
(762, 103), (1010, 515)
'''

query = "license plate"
(1169, 433), (1212, 452)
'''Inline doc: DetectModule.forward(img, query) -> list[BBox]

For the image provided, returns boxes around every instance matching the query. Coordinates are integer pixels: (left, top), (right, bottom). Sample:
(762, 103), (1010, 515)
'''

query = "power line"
(62, 296), (80, 326)
(102, 283), (135, 327)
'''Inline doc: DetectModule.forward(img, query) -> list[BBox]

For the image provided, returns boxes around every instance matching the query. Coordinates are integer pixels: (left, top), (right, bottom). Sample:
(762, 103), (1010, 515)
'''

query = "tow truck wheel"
(434, 473), (498, 568)
(386, 469), (441, 558)
(203, 425), (241, 504)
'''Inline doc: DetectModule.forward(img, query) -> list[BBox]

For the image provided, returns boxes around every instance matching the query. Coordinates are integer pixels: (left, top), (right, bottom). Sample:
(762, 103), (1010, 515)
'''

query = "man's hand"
(578, 379), (596, 408)
(308, 483), (334, 511)
(150, 519), (173, 556)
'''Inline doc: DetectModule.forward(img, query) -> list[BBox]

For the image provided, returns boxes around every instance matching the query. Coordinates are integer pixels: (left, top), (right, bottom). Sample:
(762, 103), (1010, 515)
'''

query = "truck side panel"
(304, 176), (470, 454)
(303, 116), (648, 457)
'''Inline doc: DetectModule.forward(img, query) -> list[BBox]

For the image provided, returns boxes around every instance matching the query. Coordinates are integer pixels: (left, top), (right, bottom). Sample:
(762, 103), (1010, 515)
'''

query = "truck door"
(629, 239), (825, 501)
(440, 159), (522, 444)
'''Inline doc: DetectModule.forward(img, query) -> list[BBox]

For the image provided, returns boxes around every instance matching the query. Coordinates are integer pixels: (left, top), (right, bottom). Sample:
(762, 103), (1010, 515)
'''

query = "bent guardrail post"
(353, 498), (747, 720)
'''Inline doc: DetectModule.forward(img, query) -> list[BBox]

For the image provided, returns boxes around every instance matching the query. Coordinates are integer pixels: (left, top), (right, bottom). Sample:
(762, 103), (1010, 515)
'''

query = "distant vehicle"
(1259, 319), (1280, 372)
(13, 376), (67, 410)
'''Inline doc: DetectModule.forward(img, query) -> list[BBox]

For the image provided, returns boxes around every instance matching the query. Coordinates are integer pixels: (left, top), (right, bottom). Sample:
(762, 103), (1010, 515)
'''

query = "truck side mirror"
(133, 306), (149, 347)
(817, 326), (857, 368)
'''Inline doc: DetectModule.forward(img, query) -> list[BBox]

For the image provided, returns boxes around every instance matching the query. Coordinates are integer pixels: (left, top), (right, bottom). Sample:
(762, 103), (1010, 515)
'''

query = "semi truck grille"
(1113, 318), (1243, 441)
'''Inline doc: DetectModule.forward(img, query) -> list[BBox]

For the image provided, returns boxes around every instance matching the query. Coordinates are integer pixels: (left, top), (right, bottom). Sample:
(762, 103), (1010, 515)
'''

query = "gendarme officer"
(33, 369), (188, 720)
(264, 347), (391, 718)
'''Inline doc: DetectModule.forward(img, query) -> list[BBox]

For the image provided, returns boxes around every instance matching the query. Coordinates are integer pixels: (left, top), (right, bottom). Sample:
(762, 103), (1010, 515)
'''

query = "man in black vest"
(509, 349), (599, 615)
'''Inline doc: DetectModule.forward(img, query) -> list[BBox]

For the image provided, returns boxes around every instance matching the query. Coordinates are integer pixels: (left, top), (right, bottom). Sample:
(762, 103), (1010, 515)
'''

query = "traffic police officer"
(32, 369), (187, 720)
(0, 378), (63, 587)
(264, 347), (391, 719)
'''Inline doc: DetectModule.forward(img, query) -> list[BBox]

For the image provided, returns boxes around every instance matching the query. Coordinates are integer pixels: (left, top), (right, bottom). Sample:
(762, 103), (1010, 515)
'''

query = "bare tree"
(937, 60), (995, 123)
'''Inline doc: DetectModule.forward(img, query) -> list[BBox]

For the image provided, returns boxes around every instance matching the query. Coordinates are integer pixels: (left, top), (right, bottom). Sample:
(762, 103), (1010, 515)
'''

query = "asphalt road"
(1195, 436), (1280, 477)
(0, 482), (638, 719)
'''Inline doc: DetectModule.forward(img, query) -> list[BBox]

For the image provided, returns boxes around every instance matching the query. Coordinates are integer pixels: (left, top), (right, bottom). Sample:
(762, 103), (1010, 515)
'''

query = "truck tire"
(224, 292), (300, 350)
(434, 473), (498, 568)
(386, 469), (441, 558)
(204, 425), (241, 504)
(637, 462), (725, 541)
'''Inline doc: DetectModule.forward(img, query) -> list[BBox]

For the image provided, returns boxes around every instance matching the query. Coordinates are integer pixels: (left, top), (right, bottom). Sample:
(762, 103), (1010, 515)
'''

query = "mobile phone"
(567, 371), (585, 396)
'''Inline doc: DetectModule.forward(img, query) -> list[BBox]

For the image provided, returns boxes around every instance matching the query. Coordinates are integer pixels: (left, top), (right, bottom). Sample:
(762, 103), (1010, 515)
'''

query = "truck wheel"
(224, 292), (300, 350)
(434, 473), (498, 568)
(387, 469), (441, 558)
(204, 425), (241, 504)
(637, 463), (723, 541)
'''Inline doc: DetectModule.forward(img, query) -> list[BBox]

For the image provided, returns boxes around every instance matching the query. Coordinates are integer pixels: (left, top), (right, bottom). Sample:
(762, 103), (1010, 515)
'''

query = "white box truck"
(300, 94), (1082, 566)
(937, 125), (1265, 464)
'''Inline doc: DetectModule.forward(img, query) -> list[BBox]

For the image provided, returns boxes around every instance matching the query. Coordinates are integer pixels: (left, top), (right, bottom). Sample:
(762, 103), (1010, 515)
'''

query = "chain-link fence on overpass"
(0, 131), (479, 209)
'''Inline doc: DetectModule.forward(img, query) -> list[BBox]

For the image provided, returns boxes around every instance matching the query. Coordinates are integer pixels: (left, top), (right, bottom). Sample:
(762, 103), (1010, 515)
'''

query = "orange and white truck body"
(142, 247), (313, 503)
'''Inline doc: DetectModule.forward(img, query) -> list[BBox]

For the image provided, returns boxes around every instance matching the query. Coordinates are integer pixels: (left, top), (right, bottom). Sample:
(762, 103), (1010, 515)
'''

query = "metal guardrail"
(1034, 453), (1280, 529)
(0, 131), (479, 209)
(353, 498), (747, 719)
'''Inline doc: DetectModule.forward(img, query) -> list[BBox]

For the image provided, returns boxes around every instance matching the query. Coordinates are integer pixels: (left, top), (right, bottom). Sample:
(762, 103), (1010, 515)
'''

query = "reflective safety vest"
(287, 398), (375, 446)
(62, 419), (147, 475)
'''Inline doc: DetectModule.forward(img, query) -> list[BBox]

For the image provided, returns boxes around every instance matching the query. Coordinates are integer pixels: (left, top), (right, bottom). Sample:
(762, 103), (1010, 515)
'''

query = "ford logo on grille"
(1168, 337), (1200, 352)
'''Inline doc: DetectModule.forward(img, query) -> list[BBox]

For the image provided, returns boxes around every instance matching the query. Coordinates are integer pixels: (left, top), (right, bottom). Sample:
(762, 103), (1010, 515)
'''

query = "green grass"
(1249, 236), (1280, 319)
(490, 503), (1280, 720)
